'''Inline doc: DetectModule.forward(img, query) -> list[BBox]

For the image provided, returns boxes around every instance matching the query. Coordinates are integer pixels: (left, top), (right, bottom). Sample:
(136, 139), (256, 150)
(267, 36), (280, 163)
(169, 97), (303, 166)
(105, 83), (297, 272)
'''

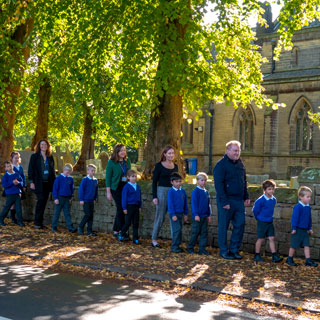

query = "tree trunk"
(0, 19), (34, 169)
(143, 12), (187, 178)
(143, 93), (183, 178)
(73, 106), (95, 173)
(31, 77), (51, 150)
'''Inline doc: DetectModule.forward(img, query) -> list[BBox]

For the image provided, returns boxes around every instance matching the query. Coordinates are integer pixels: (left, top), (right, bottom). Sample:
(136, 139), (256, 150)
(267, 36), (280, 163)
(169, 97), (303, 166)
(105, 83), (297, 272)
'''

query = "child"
(51, 163), (76, 233)
(0, 161), (24, 227)
(252, 179), (282, 263)
(187, 172), (211, 255)
(167, 172), (188, 253)
(118, 169), (141, 244)
(286, 186), (318, 267)
(10, 151), (27, 224)
(78, 164), (98, 236)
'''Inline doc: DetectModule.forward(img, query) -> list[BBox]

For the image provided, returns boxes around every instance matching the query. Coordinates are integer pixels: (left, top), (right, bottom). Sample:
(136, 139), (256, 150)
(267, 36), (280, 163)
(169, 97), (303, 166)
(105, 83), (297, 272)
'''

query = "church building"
(182, 6), (320, 179)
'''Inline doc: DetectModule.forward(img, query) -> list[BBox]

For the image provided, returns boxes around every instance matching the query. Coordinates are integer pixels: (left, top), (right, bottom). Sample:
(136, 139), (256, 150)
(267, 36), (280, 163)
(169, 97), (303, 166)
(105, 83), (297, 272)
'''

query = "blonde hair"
(226, 140), (241, 150)
(196, 172), (208, 181)
(64, 163), (73, 172)
(298, 186), (312, 198)
(127, 169), (137, 177)
(87, 164), (97, 170)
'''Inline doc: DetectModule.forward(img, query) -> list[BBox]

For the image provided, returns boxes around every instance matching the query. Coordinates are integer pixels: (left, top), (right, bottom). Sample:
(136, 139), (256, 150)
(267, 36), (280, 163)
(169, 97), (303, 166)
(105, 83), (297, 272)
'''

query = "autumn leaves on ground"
(0, 221), (319, 319)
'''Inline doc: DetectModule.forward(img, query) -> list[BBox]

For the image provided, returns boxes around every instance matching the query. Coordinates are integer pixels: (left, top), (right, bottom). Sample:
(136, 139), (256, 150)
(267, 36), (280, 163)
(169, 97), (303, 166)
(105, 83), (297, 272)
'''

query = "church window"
(296, 103), (312, 151)
(239, 108), (253, 151)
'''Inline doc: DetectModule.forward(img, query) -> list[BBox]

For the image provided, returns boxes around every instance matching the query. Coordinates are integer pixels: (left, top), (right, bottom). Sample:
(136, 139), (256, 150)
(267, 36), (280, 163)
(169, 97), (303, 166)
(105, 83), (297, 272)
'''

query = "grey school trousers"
(152, 186), (170, 241)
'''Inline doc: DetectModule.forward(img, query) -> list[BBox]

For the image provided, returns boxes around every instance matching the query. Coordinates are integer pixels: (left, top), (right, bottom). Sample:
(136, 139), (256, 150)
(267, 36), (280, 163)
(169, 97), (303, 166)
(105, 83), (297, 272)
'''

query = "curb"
(1, 248), (319, 313)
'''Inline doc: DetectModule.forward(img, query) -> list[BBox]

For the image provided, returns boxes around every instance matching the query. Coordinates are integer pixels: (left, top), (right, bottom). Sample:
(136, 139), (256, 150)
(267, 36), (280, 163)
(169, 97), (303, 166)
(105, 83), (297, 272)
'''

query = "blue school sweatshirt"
(13, 165), (26, 188)
(191, 186), (211, 218)
(252, 194), (277, 222)
(121, 182), (142, 210)
(78, 176), (98, 202)
(167, 187), (188, 218)
(2, 172), (22, 195)
(291, 201), (312, 231)
(52, 174), (74, 200)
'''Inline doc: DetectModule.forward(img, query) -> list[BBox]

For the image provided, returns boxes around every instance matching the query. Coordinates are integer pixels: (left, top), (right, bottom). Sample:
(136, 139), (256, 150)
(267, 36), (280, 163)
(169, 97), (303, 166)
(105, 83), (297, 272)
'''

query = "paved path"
(0, 262), (279, 320)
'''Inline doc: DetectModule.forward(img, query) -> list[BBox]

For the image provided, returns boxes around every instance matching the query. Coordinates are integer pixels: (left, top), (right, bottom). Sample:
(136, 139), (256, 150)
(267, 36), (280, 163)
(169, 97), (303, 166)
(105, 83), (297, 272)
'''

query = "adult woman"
(151, 145), (178, 248)
(28, 139), (56, 229)
(105, 144), (131, 237)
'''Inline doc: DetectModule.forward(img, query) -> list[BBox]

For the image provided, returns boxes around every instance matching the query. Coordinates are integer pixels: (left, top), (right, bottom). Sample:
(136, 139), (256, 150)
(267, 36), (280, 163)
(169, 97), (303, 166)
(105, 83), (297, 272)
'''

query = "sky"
(203, 2), (282, 27)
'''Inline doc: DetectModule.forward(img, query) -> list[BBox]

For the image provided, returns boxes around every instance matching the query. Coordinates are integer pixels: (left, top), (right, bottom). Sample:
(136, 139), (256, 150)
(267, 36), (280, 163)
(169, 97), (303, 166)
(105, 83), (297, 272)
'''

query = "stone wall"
(2, 180), (320, 259)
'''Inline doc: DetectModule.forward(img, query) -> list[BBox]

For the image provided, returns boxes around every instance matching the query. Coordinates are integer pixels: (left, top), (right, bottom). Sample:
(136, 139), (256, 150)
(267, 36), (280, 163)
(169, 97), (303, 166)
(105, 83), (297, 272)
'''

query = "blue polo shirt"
(167, 187), (188, 218)
(291, 201), (312, 231)
(252, 194), (277, 222)
(52, 174), (74, 200)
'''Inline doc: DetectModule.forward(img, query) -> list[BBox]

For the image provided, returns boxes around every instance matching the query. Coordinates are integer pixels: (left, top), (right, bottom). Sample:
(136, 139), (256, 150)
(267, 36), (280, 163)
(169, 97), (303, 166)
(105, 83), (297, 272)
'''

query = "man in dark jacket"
(213, 140), (250, 260)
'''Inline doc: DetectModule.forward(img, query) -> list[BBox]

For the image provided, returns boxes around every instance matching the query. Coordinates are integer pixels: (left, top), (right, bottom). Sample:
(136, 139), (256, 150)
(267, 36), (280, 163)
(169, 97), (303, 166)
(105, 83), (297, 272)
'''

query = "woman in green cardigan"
(105, 144), (131, 237)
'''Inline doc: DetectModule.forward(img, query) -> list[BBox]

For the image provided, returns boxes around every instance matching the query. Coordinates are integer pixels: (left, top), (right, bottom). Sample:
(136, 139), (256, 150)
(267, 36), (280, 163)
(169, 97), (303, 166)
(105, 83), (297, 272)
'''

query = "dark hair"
(170, 172), (182, 182)
(159, 145), (175, 162)
(34, 139), (52, 157)
(262, 179), (276, 190)
(10, 151), (21, 160)
(127, 169), (137, 177)
(4, 161), (12, 166)
(110, 144), (127, 162)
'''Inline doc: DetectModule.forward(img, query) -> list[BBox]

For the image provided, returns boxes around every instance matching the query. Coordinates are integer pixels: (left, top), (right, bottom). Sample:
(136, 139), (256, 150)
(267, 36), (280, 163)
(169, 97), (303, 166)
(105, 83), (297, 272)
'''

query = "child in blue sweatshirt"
(118, 170), (141, 244)
(167, 172), (188, 253)
(286, 186), (318, 267)
(78, 164), (98, 236)
(9, 152), (27, 224)
(51, 163), (76, 233)
(0, 161), (24, 226)
(187, 172), (211, 255)
(252, 179), (282, 263)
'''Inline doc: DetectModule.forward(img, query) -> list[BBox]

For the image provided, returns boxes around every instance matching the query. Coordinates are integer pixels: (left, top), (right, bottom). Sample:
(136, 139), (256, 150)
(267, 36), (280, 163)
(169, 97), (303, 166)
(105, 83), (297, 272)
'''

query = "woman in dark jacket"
(28, 139), (55, 228)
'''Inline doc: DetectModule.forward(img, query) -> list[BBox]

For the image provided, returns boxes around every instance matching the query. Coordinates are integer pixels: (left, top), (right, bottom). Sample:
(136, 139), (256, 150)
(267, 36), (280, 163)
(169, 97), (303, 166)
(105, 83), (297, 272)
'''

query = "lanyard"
(41, 154), (49, 170)
(119, 161), (126, 176)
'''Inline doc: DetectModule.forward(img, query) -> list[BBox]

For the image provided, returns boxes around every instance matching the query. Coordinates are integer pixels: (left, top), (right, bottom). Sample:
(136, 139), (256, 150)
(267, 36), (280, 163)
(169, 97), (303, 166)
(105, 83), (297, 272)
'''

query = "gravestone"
(98, 151), (109, 171)
(63, 146), (74, 166)
(17, 150), (34, 172)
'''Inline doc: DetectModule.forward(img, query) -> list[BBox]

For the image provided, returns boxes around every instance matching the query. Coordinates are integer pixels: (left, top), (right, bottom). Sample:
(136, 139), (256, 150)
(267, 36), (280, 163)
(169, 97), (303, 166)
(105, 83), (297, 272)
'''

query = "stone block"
(280, 207), (293, 220)
(315, 185), (320, 195)
(298, 168), (320, 184)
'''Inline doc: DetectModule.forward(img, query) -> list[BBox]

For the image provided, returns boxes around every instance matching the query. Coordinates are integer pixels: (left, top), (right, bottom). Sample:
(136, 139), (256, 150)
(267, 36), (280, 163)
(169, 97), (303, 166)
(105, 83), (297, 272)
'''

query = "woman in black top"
(151, 145), (178, 248)
(28, 139), (55, 229)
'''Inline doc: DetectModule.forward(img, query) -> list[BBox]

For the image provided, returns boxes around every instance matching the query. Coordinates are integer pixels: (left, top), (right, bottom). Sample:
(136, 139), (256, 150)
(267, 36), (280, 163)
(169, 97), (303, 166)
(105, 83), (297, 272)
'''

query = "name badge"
(121, 177), (127, 182)
(44, 170), (49, 174)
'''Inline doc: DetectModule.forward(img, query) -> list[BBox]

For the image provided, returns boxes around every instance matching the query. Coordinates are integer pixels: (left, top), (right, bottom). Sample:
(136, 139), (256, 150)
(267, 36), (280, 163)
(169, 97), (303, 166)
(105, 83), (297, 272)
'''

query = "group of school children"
(0, 152), (318, 267)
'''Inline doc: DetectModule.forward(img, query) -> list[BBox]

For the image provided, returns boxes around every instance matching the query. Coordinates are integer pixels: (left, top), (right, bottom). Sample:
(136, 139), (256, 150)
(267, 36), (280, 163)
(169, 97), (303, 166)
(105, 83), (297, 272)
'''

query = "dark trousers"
(52, 196), (74, 230)
(0, 194), (23, 224)
(121, 204), (140, 240)
(217, 199), (245, 254)
(35, 182), (50, 226)
(188, 217), (208, 252)
(79, 202), (94, 233)
(169, 212), (183, 251)
(111, 182), (126, 232)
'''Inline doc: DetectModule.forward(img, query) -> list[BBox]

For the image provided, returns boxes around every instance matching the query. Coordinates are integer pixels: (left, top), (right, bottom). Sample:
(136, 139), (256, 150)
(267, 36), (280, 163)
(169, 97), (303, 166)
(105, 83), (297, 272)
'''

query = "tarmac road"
(0, 262), (278, 320)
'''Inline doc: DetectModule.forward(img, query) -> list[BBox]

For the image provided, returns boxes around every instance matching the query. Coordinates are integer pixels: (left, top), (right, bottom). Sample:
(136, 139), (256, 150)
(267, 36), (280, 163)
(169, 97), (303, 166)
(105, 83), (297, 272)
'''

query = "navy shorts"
(290, 228), (310, 249)
(257, 220), (275, 239)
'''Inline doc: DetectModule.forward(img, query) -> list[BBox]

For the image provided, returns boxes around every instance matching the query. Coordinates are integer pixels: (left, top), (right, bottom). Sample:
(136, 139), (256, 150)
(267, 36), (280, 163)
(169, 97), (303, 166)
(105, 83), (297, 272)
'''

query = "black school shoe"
(199, 250), (210, 256)
(305, 258), (318, 267)
(52, 227), (58, 233)
(0, 220), (6, 226)
(171, 248), (183, 253)
(272, 253), (283, 263)
(18, 222), (25, 227)
(220, 252), (235, 260)
(152, 243), (161, 248)
(87, 231), (97, 236)
(78, 227), (84, 235)
(286, 257), (298, 266)
(253, 253), (264, 262)
(231, 252), (243, 260)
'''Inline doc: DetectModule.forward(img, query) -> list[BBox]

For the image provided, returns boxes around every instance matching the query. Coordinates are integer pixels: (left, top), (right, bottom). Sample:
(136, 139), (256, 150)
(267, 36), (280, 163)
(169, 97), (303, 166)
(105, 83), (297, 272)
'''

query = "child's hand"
(80, 201), (84, 205)
(172, 215), (177, 221)
(208, 217), (211, 223)
(308, 229), (313, 235)
(23, 187), (26, 192)
(13, 179), (19, 185)
(54, 199), (59, 205)
(30, 183), (35, 190)
(139, 208), (142, 213)
(153, 198), (158, 205)
(195, 216), (200, 222)
(291, 230), (296, 234)
(183, 215), (188, 223)
(123, 210), (128, 215)
(69, 199), (72, 204)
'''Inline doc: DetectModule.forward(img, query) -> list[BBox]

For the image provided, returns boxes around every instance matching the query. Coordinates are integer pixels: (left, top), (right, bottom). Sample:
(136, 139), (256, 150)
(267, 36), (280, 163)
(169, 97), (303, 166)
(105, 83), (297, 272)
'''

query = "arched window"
(239, 108), (254, 151)
(295, 103), (312, 151)
(181, 119), (193, 145)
